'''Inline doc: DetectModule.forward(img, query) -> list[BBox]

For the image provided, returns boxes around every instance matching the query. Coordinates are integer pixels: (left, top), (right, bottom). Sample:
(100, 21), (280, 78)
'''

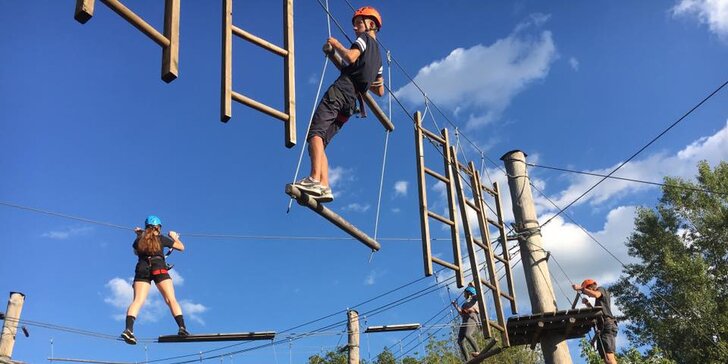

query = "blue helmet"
(465, 286), (477, 296)
(145, 215), (162, 227)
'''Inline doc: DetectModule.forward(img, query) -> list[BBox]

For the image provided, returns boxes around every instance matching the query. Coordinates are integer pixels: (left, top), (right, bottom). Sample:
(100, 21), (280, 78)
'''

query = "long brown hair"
(136, 226), (162, 255)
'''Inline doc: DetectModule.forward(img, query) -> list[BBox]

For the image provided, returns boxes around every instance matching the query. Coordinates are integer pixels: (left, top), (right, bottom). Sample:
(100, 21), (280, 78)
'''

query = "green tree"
(307, 347), (347, 364)
(579, 338), (675, 364)
(374, 347), (396, 364)
(611, 161), (728, 364)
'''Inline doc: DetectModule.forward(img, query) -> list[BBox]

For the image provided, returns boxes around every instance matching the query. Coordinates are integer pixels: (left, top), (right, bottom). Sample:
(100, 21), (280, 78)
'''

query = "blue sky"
(1, 1), (727, 363)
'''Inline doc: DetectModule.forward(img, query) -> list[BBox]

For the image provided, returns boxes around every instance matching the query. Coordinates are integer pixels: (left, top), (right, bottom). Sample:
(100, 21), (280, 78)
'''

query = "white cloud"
(41, 226), (92, 240)
(672, 0), (728, 40)
(364, 270), (379, 285)
(568, 57), (579, 71)
(394, 180), (409, 197)
(546, 120), (728, 209)
(103, 270), (208, 326)
(394, 14), (558, 129)
(342, 203), (371, 213)
(329, 166), (354, 188)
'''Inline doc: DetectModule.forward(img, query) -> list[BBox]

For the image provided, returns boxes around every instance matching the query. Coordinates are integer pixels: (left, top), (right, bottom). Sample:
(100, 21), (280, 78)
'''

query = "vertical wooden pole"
(347, 310), (360, 364)
(414, 111), (433, 277)
(501, 150), (572, 364)
(221, 0), (233, 122)
(0, 292), (25, 362)
(441, 129), (464, 288)
(162, 0), (180, 83)
(74, 0), (95, 23)
(493, 181), (518, 314)
(283, 0), (296, 148)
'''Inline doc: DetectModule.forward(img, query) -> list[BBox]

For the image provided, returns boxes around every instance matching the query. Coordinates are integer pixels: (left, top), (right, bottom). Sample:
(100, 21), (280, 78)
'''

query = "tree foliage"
(611, 161), (728, 364)
(579, 338), (675, 364)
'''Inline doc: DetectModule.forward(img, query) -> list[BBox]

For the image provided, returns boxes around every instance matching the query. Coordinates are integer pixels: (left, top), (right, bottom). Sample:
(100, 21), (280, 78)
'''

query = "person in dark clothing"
(573, 279), (618, 364)
(292, 6), (385, 203)
(452, 286), (481, 361)
(120, 215), (188, 345)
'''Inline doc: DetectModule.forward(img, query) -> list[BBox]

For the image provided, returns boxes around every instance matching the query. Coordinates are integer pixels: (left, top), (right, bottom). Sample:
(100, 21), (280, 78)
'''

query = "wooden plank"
(283, 0), (296, 148)
(74, 0), (95, 23)
(161, 0), (180, 83)
(424, 167), (449, 184)
(420, 127), (446, 145)
(414, 112), (433, 277)
(493, 182), (518, 314)
(232, 26), (288, 57)
(221, 0), (232, 122)
(427, 210), (454, 226)
(285, 185), (381, 251)
(158, 332), (276, 343)
(432, 256), (460, 271)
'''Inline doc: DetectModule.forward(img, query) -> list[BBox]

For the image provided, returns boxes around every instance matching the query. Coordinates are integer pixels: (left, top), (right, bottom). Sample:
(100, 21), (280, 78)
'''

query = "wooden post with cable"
(347, 310), (360, 364)
(501, 150), (572, 364)
(0, 292), (25, 363)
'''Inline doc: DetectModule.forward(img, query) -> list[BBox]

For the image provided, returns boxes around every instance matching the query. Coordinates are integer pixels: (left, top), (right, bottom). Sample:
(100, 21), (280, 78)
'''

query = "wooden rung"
(427, 211), (455, 226)
(489, 321), (506, 332)
(482, 185), (497, 197)
(231, 91), (289, 122)
(500, 292), (515, 302)
(480, 278), (497, 291)
(421, 127), (446, 145)
(432, 256), (460, 271)
(487, 217), (501, 227)
(465, 199), (480, 212)
(493, 255), (508, 264)
(472, 237), (488, 250)
(232, 25), (288, 57)
(457, 161), (471, 175)
(424, 167), (449, 183)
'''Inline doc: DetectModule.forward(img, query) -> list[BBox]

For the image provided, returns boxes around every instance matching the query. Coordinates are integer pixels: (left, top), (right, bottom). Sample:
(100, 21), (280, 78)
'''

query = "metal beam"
(365, 323), (421, 333)
(285, 185), (381, 251)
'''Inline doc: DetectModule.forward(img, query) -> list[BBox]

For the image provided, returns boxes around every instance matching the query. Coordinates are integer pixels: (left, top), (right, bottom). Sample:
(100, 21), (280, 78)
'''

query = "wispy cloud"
(329, 166), (355, 188)
(395, 13), (558, 129)
(545, 120), (728, 209)
(342, 203), (371, 213)
(568, 57), (580, 71)
(103, 270), (208, 326)
(364, 269), (384, 286)
(393, 181), (409, 197)
(672, 0), (728, 41)
(41, 226), (93, 240)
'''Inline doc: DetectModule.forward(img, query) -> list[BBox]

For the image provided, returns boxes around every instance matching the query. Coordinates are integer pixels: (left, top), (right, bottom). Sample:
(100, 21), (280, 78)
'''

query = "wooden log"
(285, 185), (381, 251)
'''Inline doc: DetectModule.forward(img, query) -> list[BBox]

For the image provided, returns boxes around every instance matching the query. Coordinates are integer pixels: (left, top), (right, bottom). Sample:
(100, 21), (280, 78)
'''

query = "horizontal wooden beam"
(231, 91), (289, 122)
(100, 0), (170, 47)
(286, 185), (381, 251)
(232, 25), (288, 57)
(158, 331), (276, 343)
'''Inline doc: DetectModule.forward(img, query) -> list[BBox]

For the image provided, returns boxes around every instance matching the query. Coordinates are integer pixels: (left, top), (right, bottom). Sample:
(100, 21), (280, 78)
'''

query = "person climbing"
(120, 215), (188, 345)
(452, 285), (480, 361)
(291, 6), (385, 203)
(573, 279), (618, 364)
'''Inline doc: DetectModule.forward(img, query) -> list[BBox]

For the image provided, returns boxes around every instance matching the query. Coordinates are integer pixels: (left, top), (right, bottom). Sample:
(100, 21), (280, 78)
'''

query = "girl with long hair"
(120, 215), (187, 345)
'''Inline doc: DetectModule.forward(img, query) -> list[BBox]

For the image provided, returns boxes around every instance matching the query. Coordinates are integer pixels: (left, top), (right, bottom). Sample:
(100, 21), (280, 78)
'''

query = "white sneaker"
(293, 177), (322, 196)
(315, 186), (334, 203)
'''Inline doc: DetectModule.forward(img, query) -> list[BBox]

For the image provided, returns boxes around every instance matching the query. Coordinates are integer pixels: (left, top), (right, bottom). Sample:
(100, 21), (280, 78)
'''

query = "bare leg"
(156, 278), (183, 316)
(126, 281), (151, 318)
(308, 136), (326, 184)
(605, 353), (617, 364)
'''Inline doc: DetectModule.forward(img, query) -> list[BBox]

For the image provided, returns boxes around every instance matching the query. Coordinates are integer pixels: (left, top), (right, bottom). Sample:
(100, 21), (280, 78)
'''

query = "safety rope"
(373, 50), (393, 239)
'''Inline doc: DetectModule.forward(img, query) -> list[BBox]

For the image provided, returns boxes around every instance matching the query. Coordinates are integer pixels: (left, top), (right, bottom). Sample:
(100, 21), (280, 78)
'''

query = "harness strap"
(356, 92), (367, 118)
(151, 269), (169, 275)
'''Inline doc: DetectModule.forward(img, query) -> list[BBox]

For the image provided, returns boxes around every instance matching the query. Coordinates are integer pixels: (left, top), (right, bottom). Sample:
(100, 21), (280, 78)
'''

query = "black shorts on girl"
(133, 258), (171, 284)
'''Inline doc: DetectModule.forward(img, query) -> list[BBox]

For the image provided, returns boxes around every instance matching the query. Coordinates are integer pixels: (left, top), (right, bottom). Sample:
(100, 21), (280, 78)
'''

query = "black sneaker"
(178, 327), (189, 337)
(121, 329), (137, 345)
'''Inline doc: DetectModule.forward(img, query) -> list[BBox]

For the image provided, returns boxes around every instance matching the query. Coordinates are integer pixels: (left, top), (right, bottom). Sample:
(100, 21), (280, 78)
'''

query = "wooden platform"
(506, 307), (602, 346)
(157, 331), (276, 343)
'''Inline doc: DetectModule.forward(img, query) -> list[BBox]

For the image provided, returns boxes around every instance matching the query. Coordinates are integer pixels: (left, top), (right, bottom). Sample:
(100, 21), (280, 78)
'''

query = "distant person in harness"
(452, 285), (481, 361)
(573, 279), (618, 364)
(120, 215), (188, 345)
(291, 6), (385, 203)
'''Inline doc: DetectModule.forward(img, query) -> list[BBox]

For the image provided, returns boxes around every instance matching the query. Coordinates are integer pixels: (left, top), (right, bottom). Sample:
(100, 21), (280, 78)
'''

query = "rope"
(373, 50), (393, 239)
(287, 0), (332, 213)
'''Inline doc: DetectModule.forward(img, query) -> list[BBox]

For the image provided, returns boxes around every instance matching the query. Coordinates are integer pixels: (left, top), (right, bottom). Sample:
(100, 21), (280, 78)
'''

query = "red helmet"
(581, 279), (597, 289)
(352, 6), (382, 30)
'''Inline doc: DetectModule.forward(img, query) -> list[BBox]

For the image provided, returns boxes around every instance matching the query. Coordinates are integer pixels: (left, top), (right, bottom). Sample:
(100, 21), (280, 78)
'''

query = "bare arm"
(168, 231), (185, 251)
(327, 37), (361, 64)
(572, 284), (602, 299)
(369, 75), (384, 97)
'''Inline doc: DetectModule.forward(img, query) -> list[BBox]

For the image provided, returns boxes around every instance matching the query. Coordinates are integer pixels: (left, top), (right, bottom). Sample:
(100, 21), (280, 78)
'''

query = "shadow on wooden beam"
(158, 331), (276, 343)
(286, 185), (381, 251)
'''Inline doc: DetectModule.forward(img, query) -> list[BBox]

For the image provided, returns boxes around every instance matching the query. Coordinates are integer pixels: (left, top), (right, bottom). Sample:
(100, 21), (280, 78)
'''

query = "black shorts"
(133, 259), (171, 284)
(307, 84), (356, 147)
(596, 322), (618, 355)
